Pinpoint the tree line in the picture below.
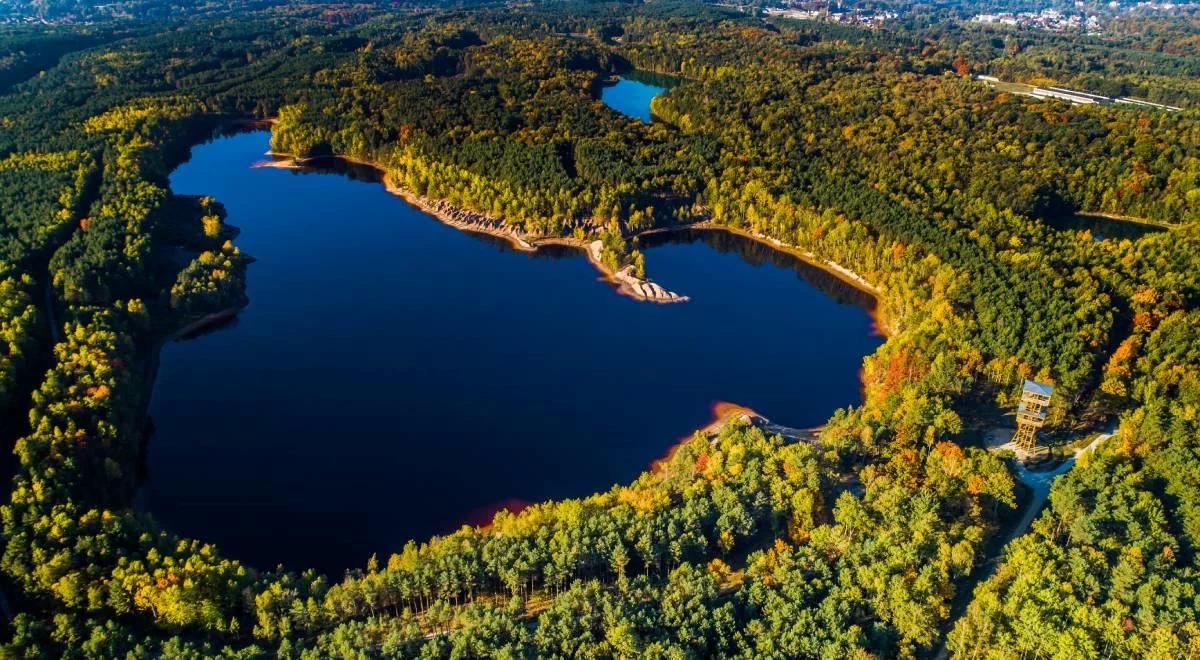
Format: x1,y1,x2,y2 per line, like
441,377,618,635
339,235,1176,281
0,1,1197,656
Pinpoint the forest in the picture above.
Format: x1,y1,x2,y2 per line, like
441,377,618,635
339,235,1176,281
0,0,1197,657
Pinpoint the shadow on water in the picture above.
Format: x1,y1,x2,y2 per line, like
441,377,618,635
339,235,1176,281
176,313,241,341
638,229,878,312
617,69,682,90
288,156,385,185
1042,213,1165,241
293,157,583,260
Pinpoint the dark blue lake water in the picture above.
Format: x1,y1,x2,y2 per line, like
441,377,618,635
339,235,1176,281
139,129,881,575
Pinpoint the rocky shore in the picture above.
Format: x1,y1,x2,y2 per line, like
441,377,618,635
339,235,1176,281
586,241,687,303
699,403,822,444
384,186,536,252
381,177,687,304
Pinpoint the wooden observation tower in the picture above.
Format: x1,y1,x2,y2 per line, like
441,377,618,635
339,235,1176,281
1013,379,1053,452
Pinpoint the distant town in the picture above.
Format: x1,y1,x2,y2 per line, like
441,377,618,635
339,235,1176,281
734,0,1200,33
970,8,1103,33
969,1,1200,34
763,5,898,28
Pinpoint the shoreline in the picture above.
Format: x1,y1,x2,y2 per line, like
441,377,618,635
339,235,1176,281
652,224,880,297
257,151,888,319
1073,210,1170,229
347,153,888,322
256,154,689,304
640,223,890,335
649,401,822,476
170,305,245,340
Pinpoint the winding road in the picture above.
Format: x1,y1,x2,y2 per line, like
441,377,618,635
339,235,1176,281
1006,426,1113,543
929,424,1116,659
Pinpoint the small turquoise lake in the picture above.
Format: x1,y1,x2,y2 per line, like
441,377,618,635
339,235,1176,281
599,71,678,122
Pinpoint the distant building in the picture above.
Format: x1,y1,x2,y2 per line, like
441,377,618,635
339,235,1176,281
1014,379,1053,451
1045,86,1111,103
976,75,1184,113
1115,97,1182,112
1028,87,1102,105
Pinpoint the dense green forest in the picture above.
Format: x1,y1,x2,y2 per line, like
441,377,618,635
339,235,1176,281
0,0,1197,656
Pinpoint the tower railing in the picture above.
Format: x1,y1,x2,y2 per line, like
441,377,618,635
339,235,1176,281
1014,380,1053,452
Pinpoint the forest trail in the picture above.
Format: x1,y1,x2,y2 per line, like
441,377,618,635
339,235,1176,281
929,424,1116,659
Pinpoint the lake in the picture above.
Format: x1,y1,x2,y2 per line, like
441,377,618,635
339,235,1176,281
138,129,882,576
599,70,678,122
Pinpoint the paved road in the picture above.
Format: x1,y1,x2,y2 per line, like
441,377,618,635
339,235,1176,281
930,425,1115,659
1006,428,1113,543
